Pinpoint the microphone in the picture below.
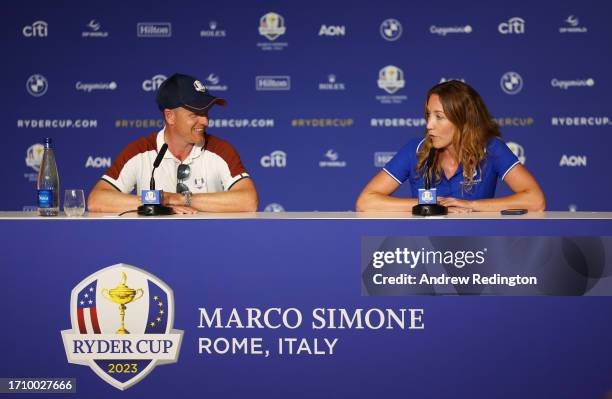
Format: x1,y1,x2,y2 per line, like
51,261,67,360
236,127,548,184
412,146,448,216
138,143,172,216
150,143,168,190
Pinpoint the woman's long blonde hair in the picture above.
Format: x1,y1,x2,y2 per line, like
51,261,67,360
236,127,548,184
417,80,501,191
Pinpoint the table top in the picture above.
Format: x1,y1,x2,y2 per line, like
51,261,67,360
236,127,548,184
1,211,612,220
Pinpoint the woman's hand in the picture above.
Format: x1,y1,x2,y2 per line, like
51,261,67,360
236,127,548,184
438,197,474,213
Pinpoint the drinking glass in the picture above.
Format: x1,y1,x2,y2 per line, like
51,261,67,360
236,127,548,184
64,189,86,217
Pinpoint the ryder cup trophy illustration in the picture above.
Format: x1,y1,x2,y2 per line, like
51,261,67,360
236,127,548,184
102,272,144,334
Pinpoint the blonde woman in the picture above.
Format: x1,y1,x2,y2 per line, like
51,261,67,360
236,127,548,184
356,80,545,213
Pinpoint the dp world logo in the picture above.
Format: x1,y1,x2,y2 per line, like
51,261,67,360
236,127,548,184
378,66,405,94
26,74,48,97
259,12,286,41
61,264,183,390
380,18,402,41
500,72,523,95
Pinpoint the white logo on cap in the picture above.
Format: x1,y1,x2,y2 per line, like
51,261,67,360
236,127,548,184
193,80,207,93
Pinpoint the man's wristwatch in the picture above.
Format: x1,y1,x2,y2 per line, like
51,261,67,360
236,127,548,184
182,191,192,207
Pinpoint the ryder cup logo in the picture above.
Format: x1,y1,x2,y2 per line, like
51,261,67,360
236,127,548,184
378,66,405,94
500,72,523,95
259,12,286,41
26,74,48,97
61,264,183,390
380,18,402,41
25,143,45,172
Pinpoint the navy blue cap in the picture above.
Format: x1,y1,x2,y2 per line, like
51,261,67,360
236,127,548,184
156,73,226,112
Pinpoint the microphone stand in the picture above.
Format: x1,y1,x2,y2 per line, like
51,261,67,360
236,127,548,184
412,148,448,216
137,144,173,216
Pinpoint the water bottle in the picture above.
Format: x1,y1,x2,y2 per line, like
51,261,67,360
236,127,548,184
37,137,60,216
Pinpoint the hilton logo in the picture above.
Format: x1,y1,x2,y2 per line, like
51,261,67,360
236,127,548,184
256,76,290,91
137,23,172,38
374,152,396,167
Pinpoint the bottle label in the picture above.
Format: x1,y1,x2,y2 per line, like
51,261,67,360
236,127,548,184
38,189,54,208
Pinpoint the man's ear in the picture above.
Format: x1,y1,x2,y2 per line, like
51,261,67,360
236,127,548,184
164,109,175,125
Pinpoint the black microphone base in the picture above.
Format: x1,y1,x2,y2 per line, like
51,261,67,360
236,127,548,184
412,204,448,216
137,204,173,216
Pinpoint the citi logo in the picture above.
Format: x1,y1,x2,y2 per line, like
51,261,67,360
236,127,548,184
260,151,287,168
559,155,587,167
137,23,171,38
85,156,111,168
142,74,167,91
256,76,290,91
23,21,48,37
498,17,525,34
319,25,346,36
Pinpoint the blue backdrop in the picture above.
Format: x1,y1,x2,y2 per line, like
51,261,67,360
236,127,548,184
3,0,611,211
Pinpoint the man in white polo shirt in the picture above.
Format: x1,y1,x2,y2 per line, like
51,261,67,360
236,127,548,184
87,73,258,214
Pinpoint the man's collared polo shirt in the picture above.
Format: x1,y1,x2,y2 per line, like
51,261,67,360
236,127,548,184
102,129,249,194
383,137,520,199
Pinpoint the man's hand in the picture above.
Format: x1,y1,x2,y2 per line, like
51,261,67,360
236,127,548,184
169,205,198,214
162,192,185,207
